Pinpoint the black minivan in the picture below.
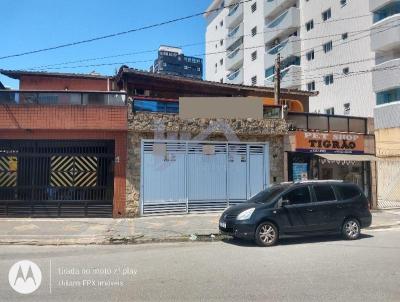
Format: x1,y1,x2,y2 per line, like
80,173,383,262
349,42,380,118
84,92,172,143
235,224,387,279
219,181,372,247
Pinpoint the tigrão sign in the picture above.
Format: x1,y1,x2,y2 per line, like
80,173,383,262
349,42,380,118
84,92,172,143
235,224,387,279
295,131,364,154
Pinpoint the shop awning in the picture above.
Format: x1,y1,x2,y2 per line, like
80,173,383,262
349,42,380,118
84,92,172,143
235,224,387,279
316,154,378,161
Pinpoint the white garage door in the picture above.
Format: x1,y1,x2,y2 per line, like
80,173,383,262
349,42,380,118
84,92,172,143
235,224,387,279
140,140,270,215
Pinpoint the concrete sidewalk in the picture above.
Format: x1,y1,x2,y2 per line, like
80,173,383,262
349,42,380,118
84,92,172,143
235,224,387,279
0,209,399,245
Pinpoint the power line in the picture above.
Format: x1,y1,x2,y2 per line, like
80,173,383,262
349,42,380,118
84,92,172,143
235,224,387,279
33,21,399,77
27,12,374,70
0,0,255,60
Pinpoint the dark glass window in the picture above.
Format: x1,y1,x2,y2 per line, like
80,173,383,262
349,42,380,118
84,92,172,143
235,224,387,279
133,100,179,113
314,185,336,202
337,185,361,200
283,187,311,205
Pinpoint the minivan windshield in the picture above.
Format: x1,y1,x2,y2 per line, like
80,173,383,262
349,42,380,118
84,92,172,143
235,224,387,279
248,185,288,204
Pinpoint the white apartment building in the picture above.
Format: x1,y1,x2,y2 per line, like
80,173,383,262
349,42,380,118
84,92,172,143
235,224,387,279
204,0,377,117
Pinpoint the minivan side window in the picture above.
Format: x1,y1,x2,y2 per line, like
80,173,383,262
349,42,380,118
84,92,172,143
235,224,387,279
283,187,311,205
337,185,361,200
313,185,336,202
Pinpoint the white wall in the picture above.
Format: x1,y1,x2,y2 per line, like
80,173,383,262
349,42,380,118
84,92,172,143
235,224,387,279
205,3,229,83
205,0,377,117
300,0,375,117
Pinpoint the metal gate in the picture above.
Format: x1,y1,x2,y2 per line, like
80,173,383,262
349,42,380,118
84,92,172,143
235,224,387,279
0,140,114,217
377,159,400,209
141,140,270,215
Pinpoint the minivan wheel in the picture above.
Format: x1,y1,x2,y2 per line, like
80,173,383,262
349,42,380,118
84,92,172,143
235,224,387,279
342,218,361,240
255,222,278,247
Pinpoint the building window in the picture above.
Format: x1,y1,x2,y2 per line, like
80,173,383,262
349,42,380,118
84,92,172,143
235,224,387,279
251,26,257,37
220,39,223,46
376,88,400,105
251,2,257,13
323,41,333,53
325,107,335,115
322,8,332,21
306,19,314,31
220,78,223,83
344,103,350,115
343,67,349,74
342,32,348,40
324,74,334,85
340,0,347,7
251,51,257,61
220,20,224,27
215,63,218,73
251,76,257,86
220,58,224,66
306,50,315,61
307,81,316,91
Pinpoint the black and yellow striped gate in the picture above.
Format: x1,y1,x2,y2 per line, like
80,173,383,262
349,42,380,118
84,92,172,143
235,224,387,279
0,140,114,217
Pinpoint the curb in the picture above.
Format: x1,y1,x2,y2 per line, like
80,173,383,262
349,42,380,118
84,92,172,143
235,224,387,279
0,225,399,246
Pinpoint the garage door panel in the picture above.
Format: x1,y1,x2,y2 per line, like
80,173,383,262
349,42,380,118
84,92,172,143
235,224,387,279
0,140,114,217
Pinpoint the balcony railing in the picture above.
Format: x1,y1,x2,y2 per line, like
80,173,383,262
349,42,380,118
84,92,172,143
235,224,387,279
0,90,127,106
287,112,368,134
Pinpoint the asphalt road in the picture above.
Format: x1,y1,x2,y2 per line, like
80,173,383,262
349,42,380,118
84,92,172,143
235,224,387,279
0,228,399,302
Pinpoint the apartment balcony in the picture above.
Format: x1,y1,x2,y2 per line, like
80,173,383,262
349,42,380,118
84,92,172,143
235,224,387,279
264,7,300,44
265,65,301,89
226,23,244,49
225,2,243,28
370,0,394,12
264,36,300,69
372,58,400,92
264,0,298,19
374,100,400,129
225,0,239,7
371,13,400,51
0,90,128,131
226,46,244,71
287,112,368,134
226,68,244,85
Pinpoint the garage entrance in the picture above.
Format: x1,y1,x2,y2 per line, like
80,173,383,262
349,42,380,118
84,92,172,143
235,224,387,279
0,140,114,217
141,140,270,215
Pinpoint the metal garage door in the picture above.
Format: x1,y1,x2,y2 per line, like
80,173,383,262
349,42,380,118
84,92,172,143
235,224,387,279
0,140,114,217
377,159,400,209
141,140,270,215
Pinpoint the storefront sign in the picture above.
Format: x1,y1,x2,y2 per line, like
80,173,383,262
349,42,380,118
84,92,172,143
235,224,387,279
295,131,364,154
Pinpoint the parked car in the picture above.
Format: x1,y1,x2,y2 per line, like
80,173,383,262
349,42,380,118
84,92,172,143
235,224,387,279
219,180,372,247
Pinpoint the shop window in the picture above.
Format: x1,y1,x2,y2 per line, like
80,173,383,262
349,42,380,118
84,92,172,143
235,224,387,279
313,185,336,202
282,187,311,205
337,185,361,200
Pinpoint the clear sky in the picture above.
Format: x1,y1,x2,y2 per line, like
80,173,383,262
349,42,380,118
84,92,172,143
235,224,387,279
0,0,211,88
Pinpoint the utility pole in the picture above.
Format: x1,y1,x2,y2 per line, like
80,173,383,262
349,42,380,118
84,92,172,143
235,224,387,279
274,53,281,106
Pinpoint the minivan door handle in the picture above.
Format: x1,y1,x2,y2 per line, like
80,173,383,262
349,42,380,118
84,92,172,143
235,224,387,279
337,205,343,209
306,208,314,212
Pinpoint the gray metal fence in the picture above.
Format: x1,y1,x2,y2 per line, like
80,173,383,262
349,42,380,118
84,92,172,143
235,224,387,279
377,159,400,209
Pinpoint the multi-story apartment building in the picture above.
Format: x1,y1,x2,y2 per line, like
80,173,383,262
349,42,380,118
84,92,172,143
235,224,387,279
204,0,377,117
150,45,203,79
370,0,400,209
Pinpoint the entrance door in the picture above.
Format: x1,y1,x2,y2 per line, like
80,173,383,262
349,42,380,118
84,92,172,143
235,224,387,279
0,140,114,217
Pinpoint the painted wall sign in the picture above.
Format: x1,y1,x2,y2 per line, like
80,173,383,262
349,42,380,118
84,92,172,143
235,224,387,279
295,131,364,154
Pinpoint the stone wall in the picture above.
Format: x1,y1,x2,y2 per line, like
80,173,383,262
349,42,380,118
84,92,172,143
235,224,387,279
125,112,288,217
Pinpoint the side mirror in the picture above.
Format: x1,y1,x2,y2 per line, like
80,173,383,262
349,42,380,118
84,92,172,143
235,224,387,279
281,199,290,207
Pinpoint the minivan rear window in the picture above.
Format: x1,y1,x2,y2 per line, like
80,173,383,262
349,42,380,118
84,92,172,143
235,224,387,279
337,185,361,200
313,185,336,202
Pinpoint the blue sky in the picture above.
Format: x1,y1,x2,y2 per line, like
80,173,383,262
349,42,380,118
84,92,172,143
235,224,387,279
0,0,211,88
